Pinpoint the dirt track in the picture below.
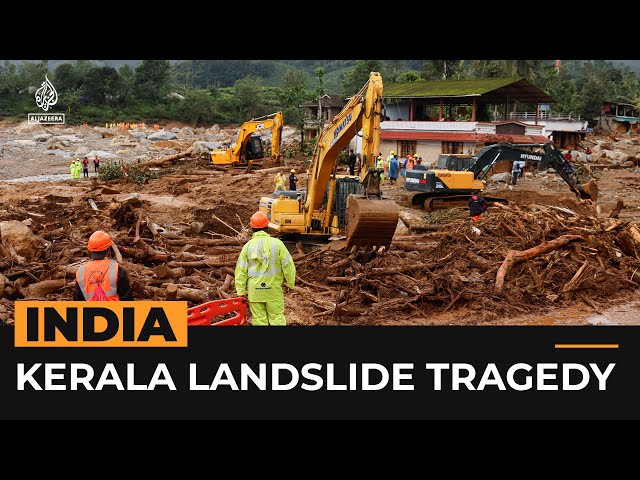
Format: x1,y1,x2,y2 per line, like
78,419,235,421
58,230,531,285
1,125,640,325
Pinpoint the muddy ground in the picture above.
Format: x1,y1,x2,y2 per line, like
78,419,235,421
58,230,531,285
1,123,640,325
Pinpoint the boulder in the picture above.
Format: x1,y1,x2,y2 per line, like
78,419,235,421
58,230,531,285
129,132,147,139
10,140,37,147
112,193,142,206
171,128,180,133
75,146,90,156
55,135,84,143
86,150,119,159
191,141,221,156
148,131,178,141
209,124,220,134
180,127,194,136
0,220,40,259
33,133,53,142
94,127,119,138
488,172,511,183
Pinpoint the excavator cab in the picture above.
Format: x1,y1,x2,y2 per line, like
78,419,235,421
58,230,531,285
245,136,264,161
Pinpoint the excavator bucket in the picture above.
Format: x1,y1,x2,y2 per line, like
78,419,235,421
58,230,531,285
345,195,399,250
577,180,598,202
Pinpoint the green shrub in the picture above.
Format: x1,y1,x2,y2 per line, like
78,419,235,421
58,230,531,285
98,162,124,181
127,165,160,184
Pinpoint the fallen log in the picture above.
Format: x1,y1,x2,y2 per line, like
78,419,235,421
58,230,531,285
560,259,590,294
137,149,193,169
153,265,186,279
148,284,207,303
494,234,584,293
164,237,244,247
167,260,237,268
0,273,7,299
20,279,67,299
166,283,178,301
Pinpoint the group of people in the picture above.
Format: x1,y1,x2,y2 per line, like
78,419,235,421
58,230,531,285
104,122,148,130
69,156,100,179
274,169,299,192
75,216,296,327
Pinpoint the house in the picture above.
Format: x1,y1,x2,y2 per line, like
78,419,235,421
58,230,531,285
301,94,346,142
597,101,640,134
369,77,588,164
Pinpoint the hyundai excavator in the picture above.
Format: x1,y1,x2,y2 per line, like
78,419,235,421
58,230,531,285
405,142,598,210
210,111,283,170
258,72,399,249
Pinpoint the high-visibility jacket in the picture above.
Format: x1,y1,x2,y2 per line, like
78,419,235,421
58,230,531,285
235,231,296,303
76,259,120,301
274,173,285,190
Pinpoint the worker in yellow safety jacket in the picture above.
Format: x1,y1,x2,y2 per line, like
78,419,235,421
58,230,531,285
273,171,286,191
235,211,296,326
376,155,385,186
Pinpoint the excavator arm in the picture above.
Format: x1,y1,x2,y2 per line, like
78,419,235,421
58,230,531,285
259,72,398,250
466,142,598,201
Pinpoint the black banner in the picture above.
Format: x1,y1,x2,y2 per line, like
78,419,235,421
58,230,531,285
0,326,636,420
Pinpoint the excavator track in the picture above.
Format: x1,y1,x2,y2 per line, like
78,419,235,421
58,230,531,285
412,193,508,211
345,195,399,250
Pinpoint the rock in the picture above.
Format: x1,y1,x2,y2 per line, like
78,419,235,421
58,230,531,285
623,161,635,168
281,126,297,140
191,141,221,156
0,220,40,259
171,128,180,133
94,127,119,138
86,150,119,159
47,141,67,150
599,142,614,150
394,219,409,235
33,133,53,142
75,147,89,156
129,132,147,139
112,193,142,206
489,172,511,183
190,221,205,234
180,127,194,136
604,168,609,172
148,131,178,141
10,140,37,147
55,135,84,143
209,124,220,134
44,149,71,157
116,150,128,155
13,121,44,134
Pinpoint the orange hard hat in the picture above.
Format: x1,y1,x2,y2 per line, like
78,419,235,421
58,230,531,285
250,211,269,229
87,230,113,252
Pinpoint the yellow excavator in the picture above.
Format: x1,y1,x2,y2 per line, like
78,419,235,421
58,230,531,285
210,111,283,169
258,72,399,249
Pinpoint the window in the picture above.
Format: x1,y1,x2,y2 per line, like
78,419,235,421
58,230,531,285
442,142,463,154
397,141,416,157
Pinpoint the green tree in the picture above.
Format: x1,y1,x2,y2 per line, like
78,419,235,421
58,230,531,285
233,75,265,120
117,64,135,105
18,61,48,90
53,63,78,93
0,61,19,94
179,90,215,125
393,70,423,82
278,68,309,126
342,60,384,95
421,60,466,80
134,60,172,102
83,67,120,105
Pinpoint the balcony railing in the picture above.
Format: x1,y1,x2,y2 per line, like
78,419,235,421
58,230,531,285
500,111,582,121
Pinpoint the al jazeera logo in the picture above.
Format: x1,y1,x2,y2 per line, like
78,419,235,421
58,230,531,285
13,301,188,347
28,75,65,125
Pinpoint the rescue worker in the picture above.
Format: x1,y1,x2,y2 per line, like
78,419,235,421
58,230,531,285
82,156,89,178
274,171,286,191
69,160,77,180
376,155,385,186
289,169,298,191
235,211,296,326
73,230,133,301
385,150,394,177
469,194,487,222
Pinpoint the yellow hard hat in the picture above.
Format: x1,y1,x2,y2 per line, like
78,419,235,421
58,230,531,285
390,151,395,155
290,169,296,173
